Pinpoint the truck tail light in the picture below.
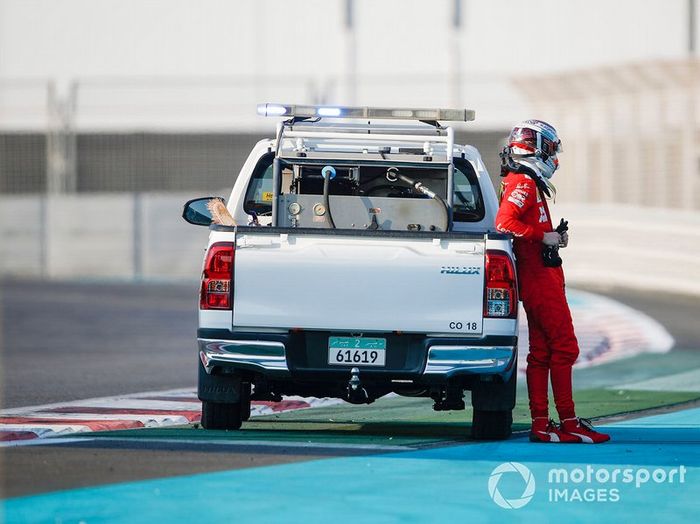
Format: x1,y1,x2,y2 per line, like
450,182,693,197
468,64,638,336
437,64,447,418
484,250,518,319
200,242,234,310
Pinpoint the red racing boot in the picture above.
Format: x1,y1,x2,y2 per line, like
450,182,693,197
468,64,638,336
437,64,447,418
560,417,611,444
529,417,580,443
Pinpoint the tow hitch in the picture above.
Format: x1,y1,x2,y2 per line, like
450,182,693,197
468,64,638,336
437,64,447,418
345,367,371,404
432,385,466,411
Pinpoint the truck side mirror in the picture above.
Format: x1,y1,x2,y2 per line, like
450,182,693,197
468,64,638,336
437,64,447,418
182,197,226,226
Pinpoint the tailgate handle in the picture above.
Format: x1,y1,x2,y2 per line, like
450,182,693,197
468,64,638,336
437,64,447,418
457,244,483,254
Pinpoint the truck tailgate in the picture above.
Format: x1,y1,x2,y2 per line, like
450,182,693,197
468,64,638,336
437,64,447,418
232,231,486,335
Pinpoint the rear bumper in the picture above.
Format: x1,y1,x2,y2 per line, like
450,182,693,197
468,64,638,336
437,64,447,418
423,345,516,376
199,338,289,375
197,329,517,382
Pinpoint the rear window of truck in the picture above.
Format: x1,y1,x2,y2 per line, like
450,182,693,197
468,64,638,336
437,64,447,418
452,158,485,222
243,153,274,217
243,155,484,223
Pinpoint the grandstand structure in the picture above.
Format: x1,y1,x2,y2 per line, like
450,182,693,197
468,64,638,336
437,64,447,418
0,74,513,194
517,59,700,211
3,60,700,213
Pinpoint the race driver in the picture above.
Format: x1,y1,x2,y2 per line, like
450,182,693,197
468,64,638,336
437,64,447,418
495,120,610,444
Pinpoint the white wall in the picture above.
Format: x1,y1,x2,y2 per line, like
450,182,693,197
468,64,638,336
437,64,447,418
2,195,698,296
0,0,694,130
0,194,210,280
552,204,700,296
0,196,44,276
45,195,135,278
0,0,689,82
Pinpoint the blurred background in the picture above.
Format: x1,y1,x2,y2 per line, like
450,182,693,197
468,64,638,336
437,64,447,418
3,5,700,506
1,0,699,293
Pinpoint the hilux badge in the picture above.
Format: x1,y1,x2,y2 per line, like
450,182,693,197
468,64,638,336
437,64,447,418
440,266,481,275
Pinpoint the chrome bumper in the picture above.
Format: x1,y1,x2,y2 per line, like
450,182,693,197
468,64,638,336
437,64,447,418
198,338,291,376
423,345,515,376
198,338,515,378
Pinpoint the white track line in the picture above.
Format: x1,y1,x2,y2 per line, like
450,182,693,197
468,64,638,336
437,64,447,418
3,388,198,416
31,399,201,411
0,413,192,423
63,436,413,452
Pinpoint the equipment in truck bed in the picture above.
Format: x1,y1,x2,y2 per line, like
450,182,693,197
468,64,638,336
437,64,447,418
257,103,477,232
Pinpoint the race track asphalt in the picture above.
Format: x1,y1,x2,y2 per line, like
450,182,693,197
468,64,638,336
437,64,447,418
4,405,700,523
1,278,699,503
2,279,698,408
1,279,198,408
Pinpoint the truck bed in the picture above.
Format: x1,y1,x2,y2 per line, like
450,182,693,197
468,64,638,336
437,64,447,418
218,226,490,335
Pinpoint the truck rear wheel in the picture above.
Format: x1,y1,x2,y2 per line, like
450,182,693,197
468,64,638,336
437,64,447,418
201,400,243,430
471,409,513,440
240,382,252,422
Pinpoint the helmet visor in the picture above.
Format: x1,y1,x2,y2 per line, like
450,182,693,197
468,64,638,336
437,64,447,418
541,135,563,157
508,127,538,152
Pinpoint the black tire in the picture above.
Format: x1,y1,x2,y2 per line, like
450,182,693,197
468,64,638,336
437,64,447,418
240,383,252,422
201,400,243,430
471,365,518,412
471,409,513,440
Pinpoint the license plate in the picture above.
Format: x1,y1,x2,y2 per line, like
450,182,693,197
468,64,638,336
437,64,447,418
328,337,386,367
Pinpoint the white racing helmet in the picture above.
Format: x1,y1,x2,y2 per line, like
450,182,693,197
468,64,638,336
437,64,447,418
507,119,562,179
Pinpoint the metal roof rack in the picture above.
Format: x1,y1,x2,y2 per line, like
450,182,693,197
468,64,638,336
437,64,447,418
256,103,475,122
258,103,476,228
258,103,475,164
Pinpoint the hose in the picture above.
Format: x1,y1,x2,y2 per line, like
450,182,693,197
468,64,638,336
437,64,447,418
435,194,451,231
392,171,451,231
322,168,336,229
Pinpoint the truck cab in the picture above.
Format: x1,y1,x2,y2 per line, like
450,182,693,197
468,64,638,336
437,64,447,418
183,104,518,440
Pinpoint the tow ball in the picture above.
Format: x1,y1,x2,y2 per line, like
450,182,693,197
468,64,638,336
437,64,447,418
432,385,466,411
346,367,370,404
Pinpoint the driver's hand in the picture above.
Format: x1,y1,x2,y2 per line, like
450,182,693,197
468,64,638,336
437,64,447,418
559,231,569,248
542,232,561,246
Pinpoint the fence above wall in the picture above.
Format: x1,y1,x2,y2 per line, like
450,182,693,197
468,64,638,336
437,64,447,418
0,73,519,195
516,59,700,211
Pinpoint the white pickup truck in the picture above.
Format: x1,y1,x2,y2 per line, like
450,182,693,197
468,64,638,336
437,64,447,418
182,104,519,439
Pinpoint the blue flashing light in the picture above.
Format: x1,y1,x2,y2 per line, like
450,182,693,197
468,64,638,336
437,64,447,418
317,107,342,117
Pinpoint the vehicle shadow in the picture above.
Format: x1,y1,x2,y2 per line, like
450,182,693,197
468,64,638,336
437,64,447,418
238,418,531,441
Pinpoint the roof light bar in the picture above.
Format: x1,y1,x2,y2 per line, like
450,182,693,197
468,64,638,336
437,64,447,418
317,107,342,117
256,103,475,122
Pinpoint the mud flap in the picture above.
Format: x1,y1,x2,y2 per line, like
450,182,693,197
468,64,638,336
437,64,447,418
197,359,242,403
471,361,517,411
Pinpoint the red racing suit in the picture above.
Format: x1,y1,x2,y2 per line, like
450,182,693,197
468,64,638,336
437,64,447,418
495,170,579,420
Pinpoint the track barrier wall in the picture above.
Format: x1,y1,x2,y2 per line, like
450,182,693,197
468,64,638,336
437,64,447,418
0,193,210,280
1,195,698,296
553,204,700,296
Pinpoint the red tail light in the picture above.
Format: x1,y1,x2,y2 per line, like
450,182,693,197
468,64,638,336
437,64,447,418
200,242,234,310
484,250,518,319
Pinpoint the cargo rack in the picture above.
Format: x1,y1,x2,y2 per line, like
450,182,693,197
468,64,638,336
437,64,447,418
257,103,477,226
